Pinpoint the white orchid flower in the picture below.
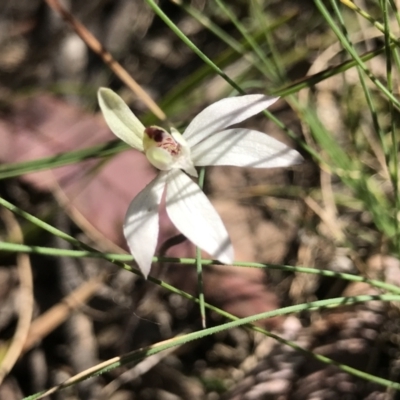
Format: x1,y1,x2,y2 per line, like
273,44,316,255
98,88,303,277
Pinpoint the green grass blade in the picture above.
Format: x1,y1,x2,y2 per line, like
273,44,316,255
3,240,400,296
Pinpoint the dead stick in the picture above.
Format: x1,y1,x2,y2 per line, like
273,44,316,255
44,0,166,121
22,272,107,353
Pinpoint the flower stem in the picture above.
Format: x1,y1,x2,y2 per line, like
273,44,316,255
196,167,207,328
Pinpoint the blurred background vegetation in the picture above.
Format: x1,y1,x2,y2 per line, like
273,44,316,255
1,0,400,399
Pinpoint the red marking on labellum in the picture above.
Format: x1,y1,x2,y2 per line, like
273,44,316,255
145,127,164,142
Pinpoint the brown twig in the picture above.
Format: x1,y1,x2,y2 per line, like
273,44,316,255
44,0,166,121
0,209,34,384
22,271,107,353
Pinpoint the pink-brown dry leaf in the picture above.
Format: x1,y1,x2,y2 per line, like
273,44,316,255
0,94,188,255
167,199,283,330
207,200,283,329
205,266,282,330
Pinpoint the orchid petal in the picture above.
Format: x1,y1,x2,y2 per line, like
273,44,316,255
166,170,234,263
183,95,279,148
191,128,303,168
123,172,168,277
98,88,145,152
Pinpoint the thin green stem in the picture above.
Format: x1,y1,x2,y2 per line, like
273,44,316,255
274,46,388,97
389,0,400,28
252,0,286,83
197,167,207,328
213,0,278,80
339,0,400,47
145,0,242,94
0,140,125,180
358,68,387,155
2,241,400,296
173,0,267,76
381,0,400,254
0,196,88,250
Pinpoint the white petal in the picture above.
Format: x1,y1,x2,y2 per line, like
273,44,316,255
98,88,145,152
191,128,303,168
166,170,233,263
183,95,279,148
123,172,168,277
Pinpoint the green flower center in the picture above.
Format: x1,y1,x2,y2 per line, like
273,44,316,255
143,126,181,171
